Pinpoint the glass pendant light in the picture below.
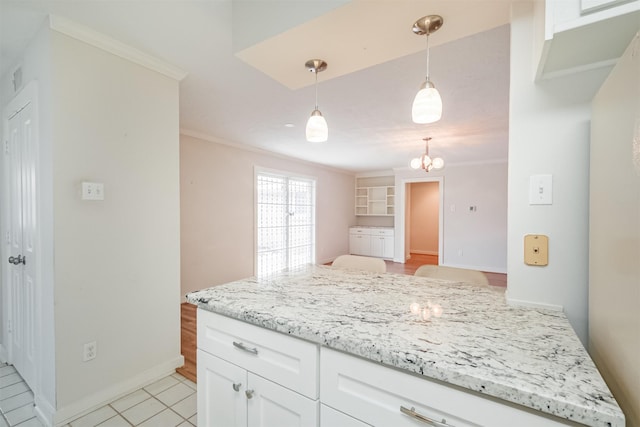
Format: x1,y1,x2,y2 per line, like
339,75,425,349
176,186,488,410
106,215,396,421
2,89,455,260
412,15,443,124
305,59,328,142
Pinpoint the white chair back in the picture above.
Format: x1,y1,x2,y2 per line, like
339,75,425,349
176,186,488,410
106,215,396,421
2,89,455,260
414,265,489,286
331,255,387,273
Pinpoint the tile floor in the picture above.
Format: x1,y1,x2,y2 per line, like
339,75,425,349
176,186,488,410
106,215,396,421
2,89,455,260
0,363,197,427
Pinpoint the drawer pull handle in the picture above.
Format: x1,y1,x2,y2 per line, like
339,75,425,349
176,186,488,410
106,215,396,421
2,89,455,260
245,389,254,399
400,406,452,427
233,341,258,355
232,382,241,392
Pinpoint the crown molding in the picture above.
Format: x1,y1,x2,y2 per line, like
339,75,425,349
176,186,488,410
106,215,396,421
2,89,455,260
180,128,356,176
48,15,187,81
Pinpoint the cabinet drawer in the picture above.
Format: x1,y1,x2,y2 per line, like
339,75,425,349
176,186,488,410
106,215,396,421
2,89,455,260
349,227,369,235
198,310,319,399
370,229,393,237
320,348,572,427
321,405,370,427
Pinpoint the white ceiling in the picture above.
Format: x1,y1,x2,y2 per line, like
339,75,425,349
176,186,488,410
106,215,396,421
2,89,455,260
0,0,512,173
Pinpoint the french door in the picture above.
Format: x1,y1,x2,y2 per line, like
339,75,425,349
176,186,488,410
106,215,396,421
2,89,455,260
255,170,316,277
3,83,38,389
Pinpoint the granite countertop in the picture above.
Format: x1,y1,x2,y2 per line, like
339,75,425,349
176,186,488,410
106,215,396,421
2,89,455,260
186,264,624,427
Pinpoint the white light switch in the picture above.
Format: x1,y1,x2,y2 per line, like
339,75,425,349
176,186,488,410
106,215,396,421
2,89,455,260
529,175,552,205
81,182,104,201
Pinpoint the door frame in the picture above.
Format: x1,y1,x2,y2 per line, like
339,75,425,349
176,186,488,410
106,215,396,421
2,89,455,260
393,176,444,264
1,81,42,382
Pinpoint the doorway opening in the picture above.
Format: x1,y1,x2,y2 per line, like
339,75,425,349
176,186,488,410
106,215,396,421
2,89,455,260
395,176,443,265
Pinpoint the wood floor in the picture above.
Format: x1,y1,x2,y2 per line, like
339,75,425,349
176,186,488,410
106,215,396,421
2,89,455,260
177,255,507,381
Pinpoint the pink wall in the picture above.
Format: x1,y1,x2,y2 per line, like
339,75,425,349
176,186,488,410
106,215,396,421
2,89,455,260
180,134,355,298
409,182,439,254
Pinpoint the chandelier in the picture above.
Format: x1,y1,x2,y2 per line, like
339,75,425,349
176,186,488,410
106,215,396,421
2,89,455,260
410,137,444,172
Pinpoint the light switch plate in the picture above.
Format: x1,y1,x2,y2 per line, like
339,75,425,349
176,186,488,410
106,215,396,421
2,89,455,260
524,234,548,266
529,175,552,205
81,182,104,201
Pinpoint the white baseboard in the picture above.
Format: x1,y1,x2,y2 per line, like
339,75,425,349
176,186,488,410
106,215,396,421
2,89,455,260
505,293,564,312
0,344,8,363
53,355,184,426
34,394,56,427
442,262,507,274
409,250,439,256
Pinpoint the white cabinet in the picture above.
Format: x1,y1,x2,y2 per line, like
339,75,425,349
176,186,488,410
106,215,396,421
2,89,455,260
320,347,572,427
349,229,371,256
320,405,369,427
349,227,394,259
197,310,576,427
197,310,319,427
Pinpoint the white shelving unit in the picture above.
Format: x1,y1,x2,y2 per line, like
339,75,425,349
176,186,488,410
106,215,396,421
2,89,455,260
355,176,395,216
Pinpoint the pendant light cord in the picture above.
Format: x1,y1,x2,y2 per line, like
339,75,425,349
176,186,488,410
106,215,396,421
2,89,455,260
314,70,319,110
425,32,431,82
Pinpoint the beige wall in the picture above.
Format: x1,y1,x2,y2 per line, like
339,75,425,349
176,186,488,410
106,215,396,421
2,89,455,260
180,133,355,298
589,35,640,427
409,182,439,255
51,31,181,420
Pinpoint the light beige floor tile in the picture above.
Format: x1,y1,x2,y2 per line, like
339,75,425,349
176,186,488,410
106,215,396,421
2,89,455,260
0,390,34,412
96,415,131,427
137,409,182,427
121,398,165,425
182,380,196,391
110,389,152,413
0,382,29,400
0,374,23,388
4,402,36,425
171,373,186,382
155,384,194,407
176,422,191,427
12,417,43,427
143,377,179,396
188,414,196,426
170,394,196,420
70,406,117,427
0,366,16,378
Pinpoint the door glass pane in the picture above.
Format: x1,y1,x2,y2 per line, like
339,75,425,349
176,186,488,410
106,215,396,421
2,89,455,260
256,172,315,277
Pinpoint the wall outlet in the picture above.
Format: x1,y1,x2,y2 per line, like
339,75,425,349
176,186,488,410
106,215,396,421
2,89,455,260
83,341,97,362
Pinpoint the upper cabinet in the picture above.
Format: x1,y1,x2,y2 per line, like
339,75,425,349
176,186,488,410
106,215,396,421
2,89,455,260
536,0,639,80
355,176,395,216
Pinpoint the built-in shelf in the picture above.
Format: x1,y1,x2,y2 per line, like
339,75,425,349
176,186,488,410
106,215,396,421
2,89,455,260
355,176,395,216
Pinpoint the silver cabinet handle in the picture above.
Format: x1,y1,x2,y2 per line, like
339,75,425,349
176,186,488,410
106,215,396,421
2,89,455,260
232,382,241,392
245,389,254,399
233,341,258,355
400,406,452,427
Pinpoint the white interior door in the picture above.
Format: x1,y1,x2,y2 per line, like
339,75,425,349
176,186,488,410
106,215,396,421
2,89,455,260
5,88,37,390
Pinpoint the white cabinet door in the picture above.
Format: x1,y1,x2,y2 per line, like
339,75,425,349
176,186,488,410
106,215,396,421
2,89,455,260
369,236,383,258
381,236,394,259
370,236,394,259
198,350,247,427
349,234,370,256
248,374,319,427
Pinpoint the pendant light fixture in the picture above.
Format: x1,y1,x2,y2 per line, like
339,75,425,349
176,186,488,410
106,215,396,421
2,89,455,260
410,137,444,172
305,59,328,142
411,15,443,124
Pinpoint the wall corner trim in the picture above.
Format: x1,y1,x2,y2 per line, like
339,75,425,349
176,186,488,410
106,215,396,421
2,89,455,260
48,15,188,81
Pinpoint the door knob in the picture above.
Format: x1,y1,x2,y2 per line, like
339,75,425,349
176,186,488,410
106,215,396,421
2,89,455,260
8,255,25,265
245,389,254,399
232,382,241,392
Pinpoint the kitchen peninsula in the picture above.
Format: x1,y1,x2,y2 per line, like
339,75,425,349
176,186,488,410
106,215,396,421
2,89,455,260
186,265,623,427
